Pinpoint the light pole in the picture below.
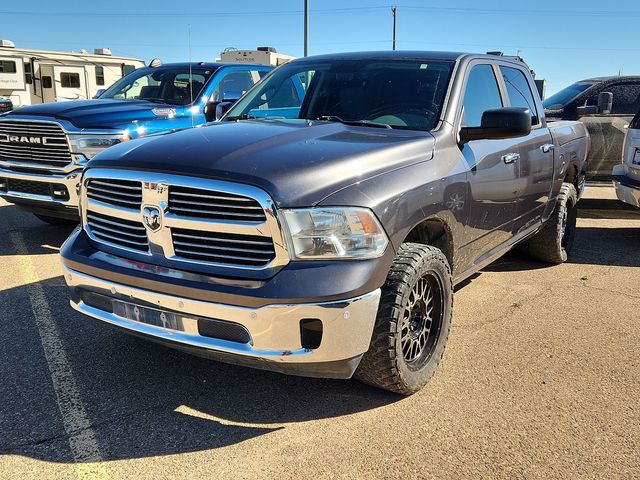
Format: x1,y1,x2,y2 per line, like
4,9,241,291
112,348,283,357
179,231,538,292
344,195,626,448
391,6,397,51
304,0,309,57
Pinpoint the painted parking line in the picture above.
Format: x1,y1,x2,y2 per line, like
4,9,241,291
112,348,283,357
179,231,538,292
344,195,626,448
9,231,112,480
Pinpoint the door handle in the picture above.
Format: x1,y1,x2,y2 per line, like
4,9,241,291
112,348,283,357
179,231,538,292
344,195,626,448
502,152,520,164
541,144,555,153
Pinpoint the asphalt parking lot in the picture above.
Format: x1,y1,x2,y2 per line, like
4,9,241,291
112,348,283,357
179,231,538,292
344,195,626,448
0,188,638,480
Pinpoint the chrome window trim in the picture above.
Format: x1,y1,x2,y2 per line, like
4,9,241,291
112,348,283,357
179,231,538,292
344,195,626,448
81,168,290,272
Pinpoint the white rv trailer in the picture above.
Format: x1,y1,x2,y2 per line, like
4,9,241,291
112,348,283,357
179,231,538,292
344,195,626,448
0,40,145,107
219,47,295,67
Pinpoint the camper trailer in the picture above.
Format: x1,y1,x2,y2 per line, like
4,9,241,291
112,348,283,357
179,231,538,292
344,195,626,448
219,47,295,66
0,40,144,108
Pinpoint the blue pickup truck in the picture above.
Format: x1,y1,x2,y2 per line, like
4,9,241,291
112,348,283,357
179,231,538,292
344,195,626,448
0,62,273,223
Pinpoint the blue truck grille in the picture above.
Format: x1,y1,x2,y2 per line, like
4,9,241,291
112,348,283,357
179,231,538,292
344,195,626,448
0,120,71,168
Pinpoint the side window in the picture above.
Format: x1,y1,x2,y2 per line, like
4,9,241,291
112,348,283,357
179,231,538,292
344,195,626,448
609,84,640,115
500,66,539,125
586,83,640,115
95,66,105,86
24,62,33,84
212,71,256,102
461,65,503,127
60,72,81,88
42,76,53,89
0,60,16,73
122,64,136,76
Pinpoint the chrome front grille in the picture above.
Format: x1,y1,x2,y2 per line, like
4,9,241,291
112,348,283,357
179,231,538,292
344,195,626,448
0,120,72,169
169,185,266,222
86,211,149,252
172,229,276,266
87,178,143,209
82,169,289,272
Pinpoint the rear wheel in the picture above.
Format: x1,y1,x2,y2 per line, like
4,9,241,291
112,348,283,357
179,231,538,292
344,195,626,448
34,214,78,226
523,182,578,264
354,243,453,395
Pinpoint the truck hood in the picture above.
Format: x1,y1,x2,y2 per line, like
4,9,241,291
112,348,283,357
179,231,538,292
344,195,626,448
88,119,436,207
8,99,183,130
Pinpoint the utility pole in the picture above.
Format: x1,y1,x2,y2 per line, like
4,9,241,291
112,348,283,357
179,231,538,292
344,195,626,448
304,0,309,57
391,6,397,50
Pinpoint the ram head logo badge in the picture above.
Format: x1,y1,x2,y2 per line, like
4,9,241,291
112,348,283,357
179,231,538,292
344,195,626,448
142,206,162,232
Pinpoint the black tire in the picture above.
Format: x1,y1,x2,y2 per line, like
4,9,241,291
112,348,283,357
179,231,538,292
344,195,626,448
523,182,578,264
354,243,453,395
33,214,78,226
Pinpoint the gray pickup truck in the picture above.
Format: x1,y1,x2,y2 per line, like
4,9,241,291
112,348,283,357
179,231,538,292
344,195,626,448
60,51,589,395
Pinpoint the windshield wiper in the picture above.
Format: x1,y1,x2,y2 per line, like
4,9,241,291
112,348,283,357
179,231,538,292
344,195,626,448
226,113,257,121
314,115,392,129
142,98,169,104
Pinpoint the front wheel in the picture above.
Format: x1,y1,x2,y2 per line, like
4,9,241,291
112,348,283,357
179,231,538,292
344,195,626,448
354,243,453,395
523,182,578,264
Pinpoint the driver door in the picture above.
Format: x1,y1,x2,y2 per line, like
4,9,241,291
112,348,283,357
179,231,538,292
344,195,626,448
458,63,521,255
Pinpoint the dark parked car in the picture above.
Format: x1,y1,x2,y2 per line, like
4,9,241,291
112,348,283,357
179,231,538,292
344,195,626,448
61,51,589,395
0,96,12,113
543,76,640,182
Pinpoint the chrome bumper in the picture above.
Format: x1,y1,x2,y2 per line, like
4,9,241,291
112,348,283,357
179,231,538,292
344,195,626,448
612,164,640,208
613,180,640,208
0,166,82,210
63,265,381,378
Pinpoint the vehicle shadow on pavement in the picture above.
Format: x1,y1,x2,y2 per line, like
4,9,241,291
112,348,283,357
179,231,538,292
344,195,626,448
0,204,77,256
482,220,640,273
0,275,400,463
567,226,640,267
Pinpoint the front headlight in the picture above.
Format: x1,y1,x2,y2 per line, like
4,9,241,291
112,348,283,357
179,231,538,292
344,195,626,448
282,207,389,260
69,134,129,161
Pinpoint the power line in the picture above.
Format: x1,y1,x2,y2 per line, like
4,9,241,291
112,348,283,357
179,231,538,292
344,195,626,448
0,7,388,17
1,6,639,18
395,5,640,17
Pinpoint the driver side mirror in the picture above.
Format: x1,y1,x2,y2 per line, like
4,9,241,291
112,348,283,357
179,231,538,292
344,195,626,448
93,89,106,99
204,99,237,122
577,91,614,117
460,107,532,144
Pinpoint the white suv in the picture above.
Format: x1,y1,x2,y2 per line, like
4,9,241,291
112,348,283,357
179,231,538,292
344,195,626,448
613,112,640,208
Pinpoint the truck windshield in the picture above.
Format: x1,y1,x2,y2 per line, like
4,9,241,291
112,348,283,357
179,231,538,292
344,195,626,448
98,66,217,105
542,82,594,110
225,59,454,131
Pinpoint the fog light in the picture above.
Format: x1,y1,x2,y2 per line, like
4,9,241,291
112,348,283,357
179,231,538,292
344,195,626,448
52,186,69,199
300,319,323,350
0,178,6,191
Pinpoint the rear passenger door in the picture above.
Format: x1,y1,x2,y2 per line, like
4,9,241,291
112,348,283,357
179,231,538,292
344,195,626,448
459,63,521,254
499,65,555,234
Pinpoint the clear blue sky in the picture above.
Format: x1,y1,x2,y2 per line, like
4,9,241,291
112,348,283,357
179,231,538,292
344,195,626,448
2,0,638,95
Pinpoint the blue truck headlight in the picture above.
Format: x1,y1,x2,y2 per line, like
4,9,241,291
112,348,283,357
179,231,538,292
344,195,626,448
69,134,129,161
282,207,389,260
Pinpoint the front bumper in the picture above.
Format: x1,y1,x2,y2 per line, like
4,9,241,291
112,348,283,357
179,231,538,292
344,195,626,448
0,166,82,218
612,165,640,208
63,263,381,379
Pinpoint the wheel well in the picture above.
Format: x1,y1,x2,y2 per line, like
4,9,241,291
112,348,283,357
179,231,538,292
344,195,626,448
404,219,454,269
564,164,579,189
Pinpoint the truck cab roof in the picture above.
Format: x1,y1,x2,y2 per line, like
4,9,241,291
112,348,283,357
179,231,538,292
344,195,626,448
582,75,640,82
289,50,529,64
